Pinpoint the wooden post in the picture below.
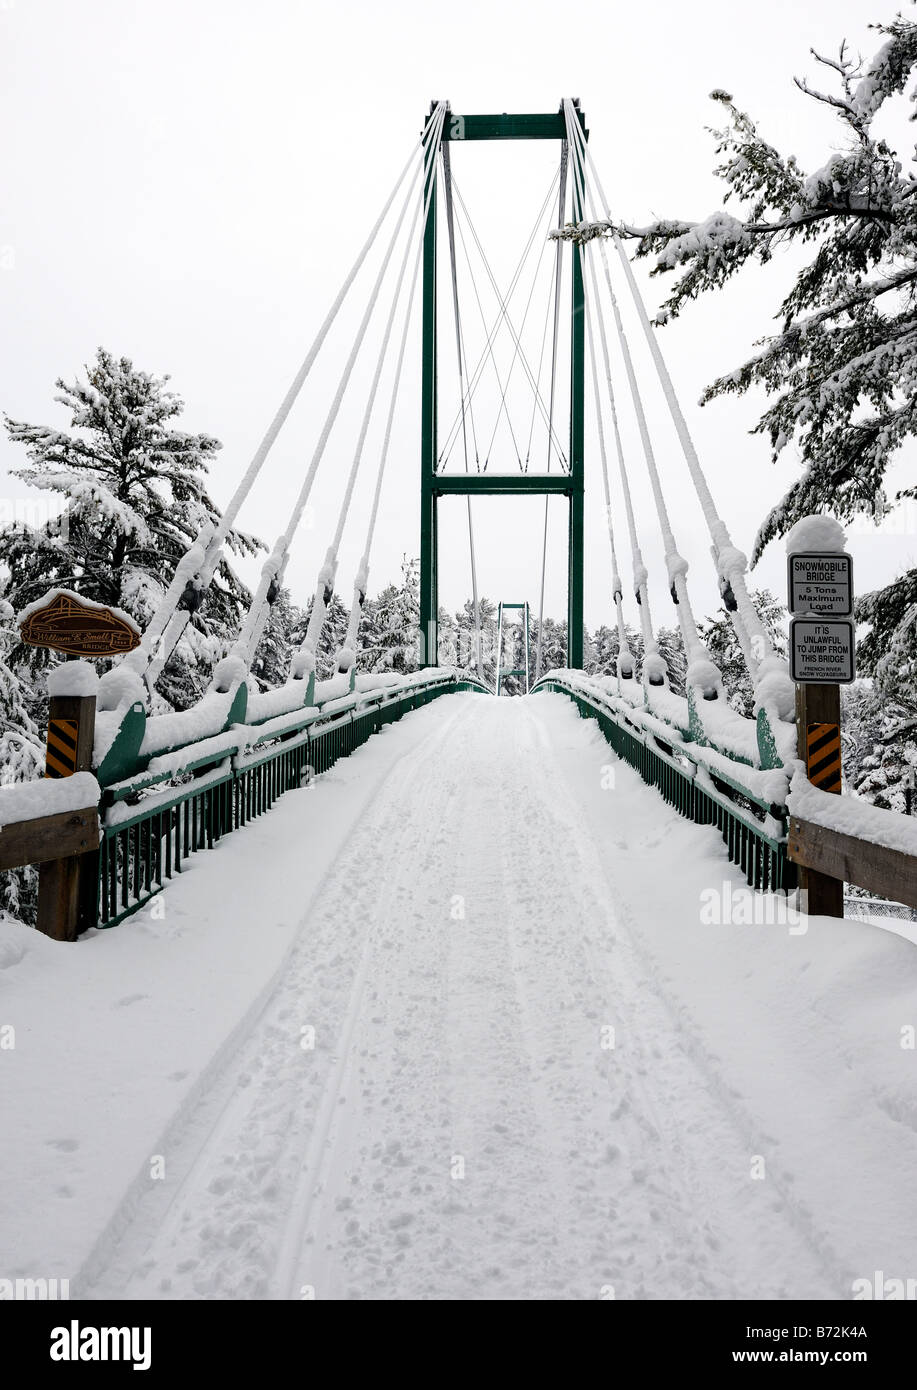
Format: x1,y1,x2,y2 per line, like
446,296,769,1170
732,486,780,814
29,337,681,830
36,691,97,941
795,681,844,918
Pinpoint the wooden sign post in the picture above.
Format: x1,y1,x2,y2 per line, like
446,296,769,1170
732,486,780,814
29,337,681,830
787,525,855,919
36,685,98,941
19,589,141,941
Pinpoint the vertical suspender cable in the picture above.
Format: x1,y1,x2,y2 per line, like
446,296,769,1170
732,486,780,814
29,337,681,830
584,286,635,680
534,141,568,682
441,138,484,680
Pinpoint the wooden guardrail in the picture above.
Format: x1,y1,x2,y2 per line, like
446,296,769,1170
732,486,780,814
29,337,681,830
0,806,99,872
788,818,917,912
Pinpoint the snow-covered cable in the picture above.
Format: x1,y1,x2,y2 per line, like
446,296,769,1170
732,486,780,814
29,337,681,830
584,284,635,681
233,104,446,678
132,119,437,696
337,119,443,674
564,101,714,688
535,142,568,683
337,225,427,672
581,241,658,675
442,138,484,680
295,187,424,676
567,108,769,681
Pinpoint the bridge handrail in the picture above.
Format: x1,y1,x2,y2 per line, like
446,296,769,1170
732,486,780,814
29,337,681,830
99,667,487,798
535,671,789,815
533,671,795,892
89,670,489,927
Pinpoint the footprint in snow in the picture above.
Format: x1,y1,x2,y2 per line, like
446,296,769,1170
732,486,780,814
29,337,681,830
46,1138,79,1152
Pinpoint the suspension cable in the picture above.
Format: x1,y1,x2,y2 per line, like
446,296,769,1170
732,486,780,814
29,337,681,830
131,119,437,696
441,138,484,679
337,214,427,672
565,104,767,681
584,284,635,679
295,185,425,674
582,246,658,674
535,141,568,682
564,101,711,679
228,103,446,679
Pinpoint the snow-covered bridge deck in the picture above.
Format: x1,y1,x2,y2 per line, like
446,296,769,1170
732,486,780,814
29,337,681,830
4,693,917,1299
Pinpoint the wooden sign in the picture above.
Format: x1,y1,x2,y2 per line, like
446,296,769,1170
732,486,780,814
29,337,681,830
19,590,140,658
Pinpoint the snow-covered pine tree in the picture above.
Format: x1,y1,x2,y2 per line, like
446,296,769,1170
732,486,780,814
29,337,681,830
655,626,687,696
1,348,262,709
532,616,568,677
360,557,422,674
699,588,788,716
296,592,349,681
589,624,618,676
565,17,917,719
250,587,306,689
0,600,44,922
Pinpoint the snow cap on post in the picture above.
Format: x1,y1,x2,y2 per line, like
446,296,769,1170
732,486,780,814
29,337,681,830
784,514,847,555
46,661,99,699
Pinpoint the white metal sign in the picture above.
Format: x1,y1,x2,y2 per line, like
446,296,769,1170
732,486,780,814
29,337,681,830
787,552,853,616
790,617,855,684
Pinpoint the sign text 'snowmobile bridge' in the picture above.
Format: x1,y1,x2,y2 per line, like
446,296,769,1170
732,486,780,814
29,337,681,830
5,101,917,937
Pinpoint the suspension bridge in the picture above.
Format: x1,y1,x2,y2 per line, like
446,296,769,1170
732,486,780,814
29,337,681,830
4,100,917,1302
64,97,803,928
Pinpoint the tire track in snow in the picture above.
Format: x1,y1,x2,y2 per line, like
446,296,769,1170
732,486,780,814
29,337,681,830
80,695,475,1300
83,691,846,1300
524,696,844,1296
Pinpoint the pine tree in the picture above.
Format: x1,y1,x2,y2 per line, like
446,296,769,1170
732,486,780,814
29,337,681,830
2,348,261,709
360,556,421,673
250,587,306,689
0,600,44,922
565,16,917,717
655,626,687,696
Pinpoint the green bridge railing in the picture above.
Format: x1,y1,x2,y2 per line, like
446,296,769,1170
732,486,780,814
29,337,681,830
533,672,796,894
91,671,489,929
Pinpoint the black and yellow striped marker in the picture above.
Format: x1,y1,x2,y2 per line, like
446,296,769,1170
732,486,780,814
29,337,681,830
45,718,79,779
806,721,842,794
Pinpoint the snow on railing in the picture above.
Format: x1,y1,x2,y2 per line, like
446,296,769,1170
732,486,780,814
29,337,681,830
0,772,100,825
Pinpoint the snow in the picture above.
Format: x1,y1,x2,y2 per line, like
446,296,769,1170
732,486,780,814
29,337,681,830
139,691,240,760
653,210,750,272
2,693,916,1301
784,514,847,554
245,683,310,725
211,654,247,695
47,662,99,698
685,656,721,695
105,763,231,829
754,657,796,724
0,770,99,824
695,694,761,764
97,666,145,713
313,674,353,706
788,764,917,857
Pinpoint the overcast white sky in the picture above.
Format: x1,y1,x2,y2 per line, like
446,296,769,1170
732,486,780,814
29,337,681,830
2,0,914,641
